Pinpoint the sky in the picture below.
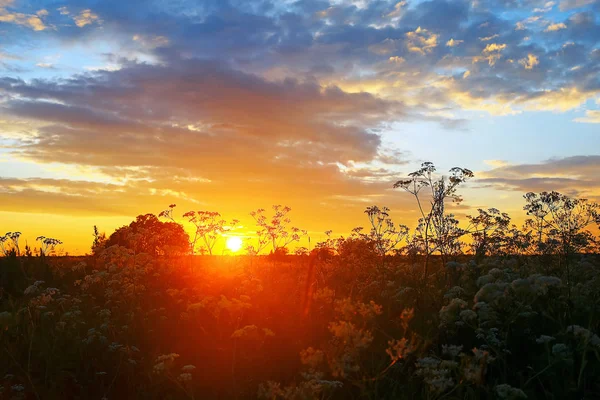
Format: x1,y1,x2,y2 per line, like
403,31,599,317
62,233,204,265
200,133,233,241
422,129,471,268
0,0,599,254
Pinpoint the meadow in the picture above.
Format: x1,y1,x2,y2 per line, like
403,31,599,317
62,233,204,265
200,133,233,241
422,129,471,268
1,163,600,399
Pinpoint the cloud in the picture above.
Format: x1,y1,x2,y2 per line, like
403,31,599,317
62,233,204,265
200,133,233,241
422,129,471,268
483,43,507,53
0,59,414,214
559,0,597,11
574,109,600,123
405,27,438,55
386,1,407,19
73,9,101,28
132,34,170,49
480,34,500,41
545,22,567,31
368,38,400,55
0,1,48,31
519,53,540,69
388,56,405,64
446,38,463,47
534,1,556,12
0,0,599,229
478,156,600,197
522,87,595,111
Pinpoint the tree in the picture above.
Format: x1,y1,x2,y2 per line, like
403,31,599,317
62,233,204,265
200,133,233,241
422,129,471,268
105,214,190,256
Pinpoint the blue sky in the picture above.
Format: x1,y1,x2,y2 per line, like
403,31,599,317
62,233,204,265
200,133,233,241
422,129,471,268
0,0,599,252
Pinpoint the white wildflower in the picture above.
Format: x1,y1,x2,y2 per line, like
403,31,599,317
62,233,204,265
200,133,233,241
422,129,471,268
24,285,38,295
474,282,507,303
177,373,192,382
460,309,477,322
11,384,25,392
442,344,463,358
444,286,465,300
535,335,555,344
495,383,527,399
551,343,571,358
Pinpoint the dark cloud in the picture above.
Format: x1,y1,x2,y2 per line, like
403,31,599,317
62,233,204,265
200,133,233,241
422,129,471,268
478,156,600,198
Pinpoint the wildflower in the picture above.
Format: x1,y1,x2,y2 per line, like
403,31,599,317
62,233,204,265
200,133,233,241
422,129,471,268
551,343,571,358
476,274,495,287
473,301,496,324
495,384,527,399
460,309,477,323
109,342,123,352
416,357,440,369
328,321,373,349
444,286,465,300
534,275,561,289
315,380,343,389
231,325,260,339
442,344,463,358
258,381,284,399
439,298,468,327
416,357,454,394
535,335,555,344
24,285,38,295
386,338,412,361
301,347,325,368
445,261,462,269
567,325,600,348
11,384,25,392
0,311,12,329
181,365,196,372
177,373,192,382
474,282,507,303
153,363,165,374
153,353,180,374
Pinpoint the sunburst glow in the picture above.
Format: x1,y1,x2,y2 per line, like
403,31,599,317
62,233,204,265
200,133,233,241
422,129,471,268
226,236,243,253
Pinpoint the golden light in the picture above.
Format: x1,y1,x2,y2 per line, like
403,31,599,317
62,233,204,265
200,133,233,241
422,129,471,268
226,236,243,253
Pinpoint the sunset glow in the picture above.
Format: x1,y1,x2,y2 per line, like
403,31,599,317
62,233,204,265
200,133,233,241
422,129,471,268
226,236,243,253
2,1,600,397
0,0,598,254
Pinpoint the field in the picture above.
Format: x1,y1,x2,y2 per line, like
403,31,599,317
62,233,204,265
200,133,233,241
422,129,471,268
2,172,600,399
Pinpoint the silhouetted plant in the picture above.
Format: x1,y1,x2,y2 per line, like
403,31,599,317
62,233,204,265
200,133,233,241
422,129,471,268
4,162,600,400
91,225,107,255
35,236,62,256
466,208,511,258
248,205,307,254
361,206,409,256
394,162,473,280
160,204,239,255
0,232,21,256
523,191,600,306
106,213,189,256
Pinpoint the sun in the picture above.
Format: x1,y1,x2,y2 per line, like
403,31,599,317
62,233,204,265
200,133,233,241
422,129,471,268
226,236,243,253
